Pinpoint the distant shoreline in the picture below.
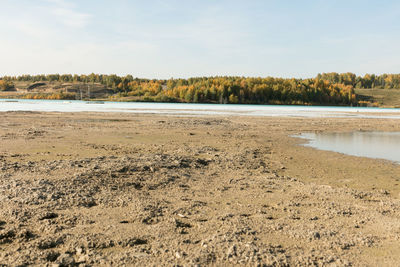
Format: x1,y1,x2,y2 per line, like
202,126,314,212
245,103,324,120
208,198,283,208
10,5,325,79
2,74,400,107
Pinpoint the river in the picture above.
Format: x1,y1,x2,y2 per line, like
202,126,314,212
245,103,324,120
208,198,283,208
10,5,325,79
1,99,400,118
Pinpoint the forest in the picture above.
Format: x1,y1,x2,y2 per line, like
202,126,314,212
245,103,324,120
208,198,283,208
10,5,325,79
1,72,399,105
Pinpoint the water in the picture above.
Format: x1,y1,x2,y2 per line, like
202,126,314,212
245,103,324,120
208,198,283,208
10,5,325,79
1,99,400,118
295,131,400,163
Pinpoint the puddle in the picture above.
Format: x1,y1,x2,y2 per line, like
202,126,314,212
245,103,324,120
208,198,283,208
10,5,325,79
295,131,400,163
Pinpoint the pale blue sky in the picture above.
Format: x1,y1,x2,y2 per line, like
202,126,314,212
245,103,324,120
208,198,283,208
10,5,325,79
1,0,399,78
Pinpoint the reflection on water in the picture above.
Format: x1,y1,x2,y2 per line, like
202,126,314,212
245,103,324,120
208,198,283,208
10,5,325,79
296,131,400,163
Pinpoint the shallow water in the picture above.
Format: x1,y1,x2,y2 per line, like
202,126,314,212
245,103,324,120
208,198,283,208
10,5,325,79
1,99,400,118
295,131,400,163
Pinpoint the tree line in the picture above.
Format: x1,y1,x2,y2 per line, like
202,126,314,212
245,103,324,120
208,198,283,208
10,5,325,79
316,72,400,89
125,77,356,105
1,72,398,105
0,80,15,91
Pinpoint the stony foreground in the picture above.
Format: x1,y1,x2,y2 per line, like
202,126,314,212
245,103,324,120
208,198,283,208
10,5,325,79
1,112,400,266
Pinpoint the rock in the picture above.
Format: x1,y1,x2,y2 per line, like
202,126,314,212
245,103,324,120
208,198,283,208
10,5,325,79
120,238,147,247
56,253,75,266
0,229,15,243
77,255,88,263
227,245,237,258
39,212,58,220
38,237,63,250
313,232,321,239
45,251,60,262
75,247,83,255
175,219,192,228
18,229,35,240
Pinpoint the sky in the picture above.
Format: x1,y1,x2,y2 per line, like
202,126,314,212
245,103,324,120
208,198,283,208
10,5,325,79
1,0,400,79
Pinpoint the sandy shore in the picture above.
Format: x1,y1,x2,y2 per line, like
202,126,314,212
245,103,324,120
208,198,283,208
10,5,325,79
1,111,400,266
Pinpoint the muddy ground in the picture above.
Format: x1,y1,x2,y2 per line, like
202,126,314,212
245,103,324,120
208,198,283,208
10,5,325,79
0,112,400,266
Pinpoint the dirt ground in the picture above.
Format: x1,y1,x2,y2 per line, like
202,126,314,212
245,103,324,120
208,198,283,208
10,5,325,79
1,111,400,266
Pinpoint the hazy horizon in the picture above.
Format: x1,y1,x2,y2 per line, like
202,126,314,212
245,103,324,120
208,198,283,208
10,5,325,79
1,0,400,79
2,72,399,80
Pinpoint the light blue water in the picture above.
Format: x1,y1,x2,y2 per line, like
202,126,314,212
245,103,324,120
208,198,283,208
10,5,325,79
295,131,400,163
1,99,400,118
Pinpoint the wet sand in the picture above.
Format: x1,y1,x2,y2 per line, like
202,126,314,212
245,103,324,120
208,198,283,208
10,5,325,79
1,111,400,266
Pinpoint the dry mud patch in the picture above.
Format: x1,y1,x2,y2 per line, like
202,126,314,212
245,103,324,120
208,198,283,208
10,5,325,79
0,112,400,266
